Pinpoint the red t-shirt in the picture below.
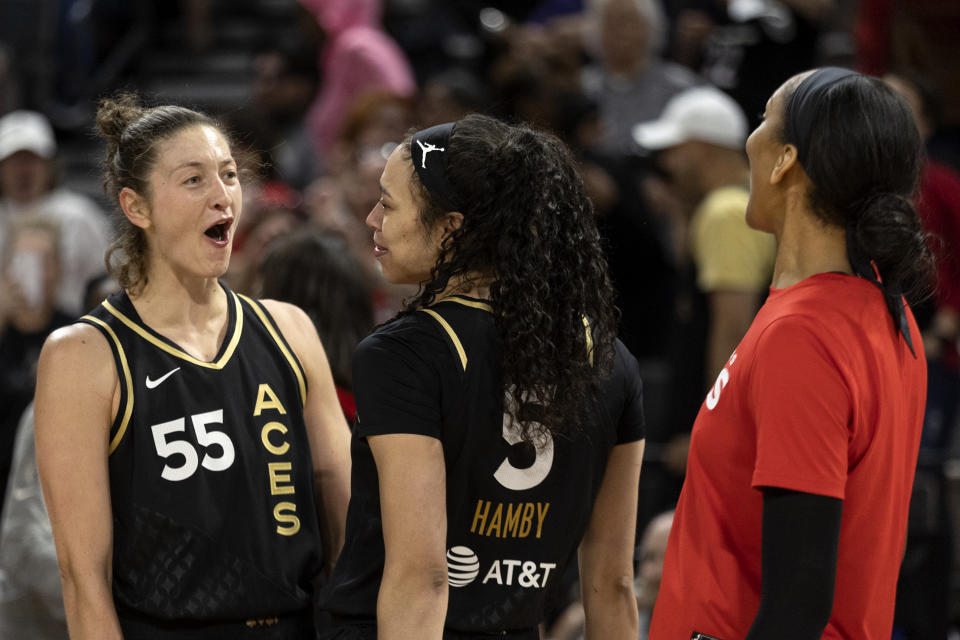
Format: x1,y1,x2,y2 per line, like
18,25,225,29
650,273,926,640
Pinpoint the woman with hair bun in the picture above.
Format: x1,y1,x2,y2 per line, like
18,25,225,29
320,114,646,639
650,68,935,640
33,94,351,639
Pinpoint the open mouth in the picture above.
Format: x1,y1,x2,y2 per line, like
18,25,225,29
204,221,230,243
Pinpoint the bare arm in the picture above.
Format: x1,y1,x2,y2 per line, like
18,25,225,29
706,290,759,384
261,300,352,575
368,433,448,640
34,324,123,639
579,439,645,640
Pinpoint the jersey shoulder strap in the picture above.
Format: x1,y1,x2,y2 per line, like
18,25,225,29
419,296,494,372
236,294,308,407
78,301,134,454
422,297,595,369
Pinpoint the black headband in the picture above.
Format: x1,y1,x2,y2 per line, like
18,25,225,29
411,122,459,212
786,66,859,168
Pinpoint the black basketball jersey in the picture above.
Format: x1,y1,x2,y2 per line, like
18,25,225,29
322,296,645,635
81,285,324,637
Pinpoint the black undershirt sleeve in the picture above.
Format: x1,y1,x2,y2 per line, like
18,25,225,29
744,487,843,640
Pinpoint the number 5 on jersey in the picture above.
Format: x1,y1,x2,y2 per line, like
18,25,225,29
495,390,554,491
151,409,236,481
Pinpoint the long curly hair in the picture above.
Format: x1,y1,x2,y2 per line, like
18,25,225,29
399,114,619,443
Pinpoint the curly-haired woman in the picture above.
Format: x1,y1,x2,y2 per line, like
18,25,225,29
319,114,646,640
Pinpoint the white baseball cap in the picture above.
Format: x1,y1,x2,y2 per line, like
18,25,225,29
632,86,748,151
0,110,57,162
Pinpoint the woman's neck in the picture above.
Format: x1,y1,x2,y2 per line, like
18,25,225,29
129,269,229,361
440,273,492,300
771,188,853,290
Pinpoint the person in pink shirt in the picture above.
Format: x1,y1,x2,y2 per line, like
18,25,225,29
300,0,416,160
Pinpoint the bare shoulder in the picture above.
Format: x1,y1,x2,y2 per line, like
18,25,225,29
38,322,117,399
42,322,113,366
258,299,317,349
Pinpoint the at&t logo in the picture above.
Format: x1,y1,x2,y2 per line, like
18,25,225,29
445,545,557,589
447,546,480,587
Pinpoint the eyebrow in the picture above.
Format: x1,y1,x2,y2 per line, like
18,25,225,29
169,158,236,177
379,182,392,199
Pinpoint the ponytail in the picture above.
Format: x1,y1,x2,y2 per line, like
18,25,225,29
847,193,934,306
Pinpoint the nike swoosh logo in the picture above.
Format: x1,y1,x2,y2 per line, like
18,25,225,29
145,367,181,389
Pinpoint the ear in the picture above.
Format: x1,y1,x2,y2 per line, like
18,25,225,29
770,144,798,185
439,211,463,240
118,187,151,230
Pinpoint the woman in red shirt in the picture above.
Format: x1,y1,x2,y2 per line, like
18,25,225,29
651,68,934,640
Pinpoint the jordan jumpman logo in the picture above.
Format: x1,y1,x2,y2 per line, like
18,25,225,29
417,139,444,168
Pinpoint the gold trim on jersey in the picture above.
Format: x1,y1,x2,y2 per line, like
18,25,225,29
239,295,307,406
100,293,244,369
427,298,594,368
81,315,134,455
583,316,594,366
442,296,493,313
422,308,467,371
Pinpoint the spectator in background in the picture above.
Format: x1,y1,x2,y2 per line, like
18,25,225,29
0,110,109,316
307,92,413,245
581,0,701,157
855,0,960,174
635,85,775,387
884,68,960,640
304,91,416,323
247,38,322,193
672,0,836,130
223,202,303,297
633,85,775,491
257,231,374,423
417,68,490,129
0,404,68,640
299,0,416,161
550,88,677,421
0,217,72,521
885,70,960,364
0,44,19,115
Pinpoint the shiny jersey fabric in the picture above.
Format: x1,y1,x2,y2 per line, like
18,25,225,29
322,296,645,635
80,285,323,638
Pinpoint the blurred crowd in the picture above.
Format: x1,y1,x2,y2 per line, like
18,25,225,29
0,0,958,638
